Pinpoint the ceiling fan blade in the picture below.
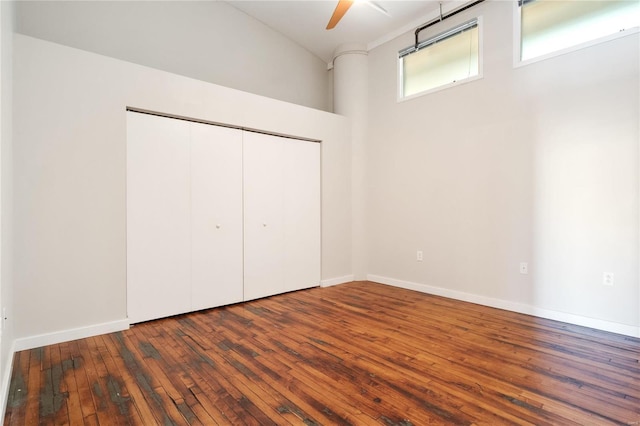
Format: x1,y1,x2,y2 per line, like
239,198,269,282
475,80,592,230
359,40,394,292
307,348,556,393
367,1,390,16
326,0,354,30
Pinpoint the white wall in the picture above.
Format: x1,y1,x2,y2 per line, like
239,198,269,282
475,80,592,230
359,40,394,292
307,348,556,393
0,0,15,414
15,1,331,112
333,45,369,280
10,0,638,349
366,1,639,335
13,34,352,342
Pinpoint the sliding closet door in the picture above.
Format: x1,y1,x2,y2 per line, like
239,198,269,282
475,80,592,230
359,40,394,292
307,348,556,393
128,112,319,319
283,140,321,292
243,132,285,300
127,112,191,323
191,122,243,310
244,131,321,300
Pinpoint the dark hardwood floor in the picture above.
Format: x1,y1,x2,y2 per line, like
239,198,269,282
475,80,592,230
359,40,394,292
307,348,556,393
4,281,640,425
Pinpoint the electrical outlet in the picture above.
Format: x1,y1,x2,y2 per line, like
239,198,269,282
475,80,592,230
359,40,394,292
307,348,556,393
603,272,614,286
417,250,423,262
519,262,528,274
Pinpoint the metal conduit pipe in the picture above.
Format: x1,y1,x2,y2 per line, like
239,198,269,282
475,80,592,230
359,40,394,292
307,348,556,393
414,0,486,49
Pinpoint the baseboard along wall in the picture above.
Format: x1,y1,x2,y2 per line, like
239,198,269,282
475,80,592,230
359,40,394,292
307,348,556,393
13,319,130,353
320,275,355,288
367,274,640,338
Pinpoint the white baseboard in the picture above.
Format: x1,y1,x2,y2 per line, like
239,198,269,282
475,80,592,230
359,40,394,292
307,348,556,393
321,275,355,288
14,319,130,352
0,340,16,423
368,274,640,338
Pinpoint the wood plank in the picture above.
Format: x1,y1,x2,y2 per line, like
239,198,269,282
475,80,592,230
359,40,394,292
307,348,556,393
101,332,164,425
24,348,42,425
278,290,632,422
109,330,185,424
5,282,640,425
258,294,548,424
66,340,99,424
76,338,123,426
4,352,28,425
58,341,86,426
189,311,346,425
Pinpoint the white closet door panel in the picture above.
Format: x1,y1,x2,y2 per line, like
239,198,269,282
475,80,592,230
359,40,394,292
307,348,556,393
191,123,243,310
243,132,284,301
126,112,191,323
283,140,321,292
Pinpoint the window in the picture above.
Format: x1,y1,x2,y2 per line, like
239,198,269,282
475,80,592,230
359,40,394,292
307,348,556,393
519,0,640,62
399,19,481,99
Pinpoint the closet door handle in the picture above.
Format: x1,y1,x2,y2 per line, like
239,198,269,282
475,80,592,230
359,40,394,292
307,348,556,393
216,224,221,229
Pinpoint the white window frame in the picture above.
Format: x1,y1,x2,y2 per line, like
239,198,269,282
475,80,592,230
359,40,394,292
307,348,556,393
398,16,484,102
513,0,640,68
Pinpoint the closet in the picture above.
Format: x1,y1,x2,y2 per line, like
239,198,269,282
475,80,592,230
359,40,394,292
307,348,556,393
126,111,320,323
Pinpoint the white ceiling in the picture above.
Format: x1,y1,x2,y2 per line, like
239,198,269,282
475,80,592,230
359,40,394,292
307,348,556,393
225,1,447,63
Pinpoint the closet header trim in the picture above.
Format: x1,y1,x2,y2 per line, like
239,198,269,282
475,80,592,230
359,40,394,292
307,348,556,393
126,107,322,143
